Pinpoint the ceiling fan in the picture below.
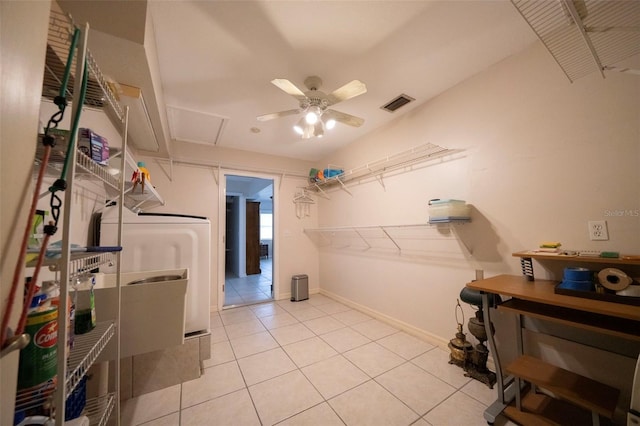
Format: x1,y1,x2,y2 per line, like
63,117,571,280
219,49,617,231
257,76,367,138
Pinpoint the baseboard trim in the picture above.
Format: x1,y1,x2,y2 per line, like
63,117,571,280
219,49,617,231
318,289,450,350
277,287,320,302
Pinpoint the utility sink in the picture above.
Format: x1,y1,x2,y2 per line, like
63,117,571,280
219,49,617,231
86,269,188,358
127,274,184,285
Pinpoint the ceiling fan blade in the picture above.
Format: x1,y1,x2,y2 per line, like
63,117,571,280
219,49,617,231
326,80,367,105
325,109,365,127
257,108,302,121
271,79,307,101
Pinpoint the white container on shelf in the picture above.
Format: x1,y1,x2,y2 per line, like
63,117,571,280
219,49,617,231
428,199,470,219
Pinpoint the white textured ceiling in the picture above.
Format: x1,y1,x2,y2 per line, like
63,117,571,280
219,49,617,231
147,0,538,161
62,1,538,161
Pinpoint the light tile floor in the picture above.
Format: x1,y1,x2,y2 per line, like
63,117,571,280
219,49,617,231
122,294,516,426
225,259,273,306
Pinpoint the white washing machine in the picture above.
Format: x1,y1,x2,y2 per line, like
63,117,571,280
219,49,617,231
100,207,211,335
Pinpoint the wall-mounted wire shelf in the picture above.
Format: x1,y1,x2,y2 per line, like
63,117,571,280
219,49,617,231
119,149,165,212
44,4,124,124
511,0,640,82
34,137,165,213
35,144,120,192
43,4,165,214
100,148,165,213
305,143,462,197
304,221,472,257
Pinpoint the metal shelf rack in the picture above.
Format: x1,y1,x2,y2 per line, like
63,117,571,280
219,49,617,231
16,3,125,424
27,252,116,281
84,393,116,426
14,321,115,415
65,321,115,395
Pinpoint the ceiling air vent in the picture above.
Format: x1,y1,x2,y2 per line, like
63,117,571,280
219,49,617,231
381,94,415,113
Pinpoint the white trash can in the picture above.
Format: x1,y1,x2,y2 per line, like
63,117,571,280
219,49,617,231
291,274,309,302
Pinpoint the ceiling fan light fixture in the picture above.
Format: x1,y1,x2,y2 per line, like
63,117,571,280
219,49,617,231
295,112,327,139
302,124,314,139
294,117,315,139
293,117,305,135
323,116,336,130
305,106,321,124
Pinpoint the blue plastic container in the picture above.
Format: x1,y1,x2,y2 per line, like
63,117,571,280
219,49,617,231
323,168,343,178
557,280,594,292
563,267,592,282
65,375,87,420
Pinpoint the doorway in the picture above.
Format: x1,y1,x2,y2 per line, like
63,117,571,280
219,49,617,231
221,173,276,308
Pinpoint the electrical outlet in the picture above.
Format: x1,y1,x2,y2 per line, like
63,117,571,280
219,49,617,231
588,220,609,241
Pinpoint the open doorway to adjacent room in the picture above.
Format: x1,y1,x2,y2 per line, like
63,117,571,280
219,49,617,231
222,173,275,308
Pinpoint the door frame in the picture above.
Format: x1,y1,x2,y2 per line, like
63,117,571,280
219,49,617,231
225,193,245,278
218,169,279,311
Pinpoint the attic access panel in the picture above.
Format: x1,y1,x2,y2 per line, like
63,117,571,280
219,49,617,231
511,0,640,82
166,105,227,146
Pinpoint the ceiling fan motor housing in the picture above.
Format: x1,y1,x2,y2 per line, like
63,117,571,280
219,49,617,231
304,76,323,91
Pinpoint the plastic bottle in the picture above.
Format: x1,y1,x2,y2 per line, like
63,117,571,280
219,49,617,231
74,274,96,334
43,279,74,352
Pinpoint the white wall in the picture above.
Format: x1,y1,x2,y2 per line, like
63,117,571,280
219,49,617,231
137,142,320,310
318,41,639,330
315,42,639,415
1,2,51,423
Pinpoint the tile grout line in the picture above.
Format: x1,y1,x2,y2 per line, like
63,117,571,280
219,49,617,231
192,297,496,426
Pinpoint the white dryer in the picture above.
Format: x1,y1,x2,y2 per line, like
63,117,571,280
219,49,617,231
100,208,211,335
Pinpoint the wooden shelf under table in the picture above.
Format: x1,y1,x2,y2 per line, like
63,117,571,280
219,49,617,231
507,355,619,419
503,388,611,426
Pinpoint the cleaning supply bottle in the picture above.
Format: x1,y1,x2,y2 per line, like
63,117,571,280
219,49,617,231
42,279,75,353
74,274,96,334
17,286,58,391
